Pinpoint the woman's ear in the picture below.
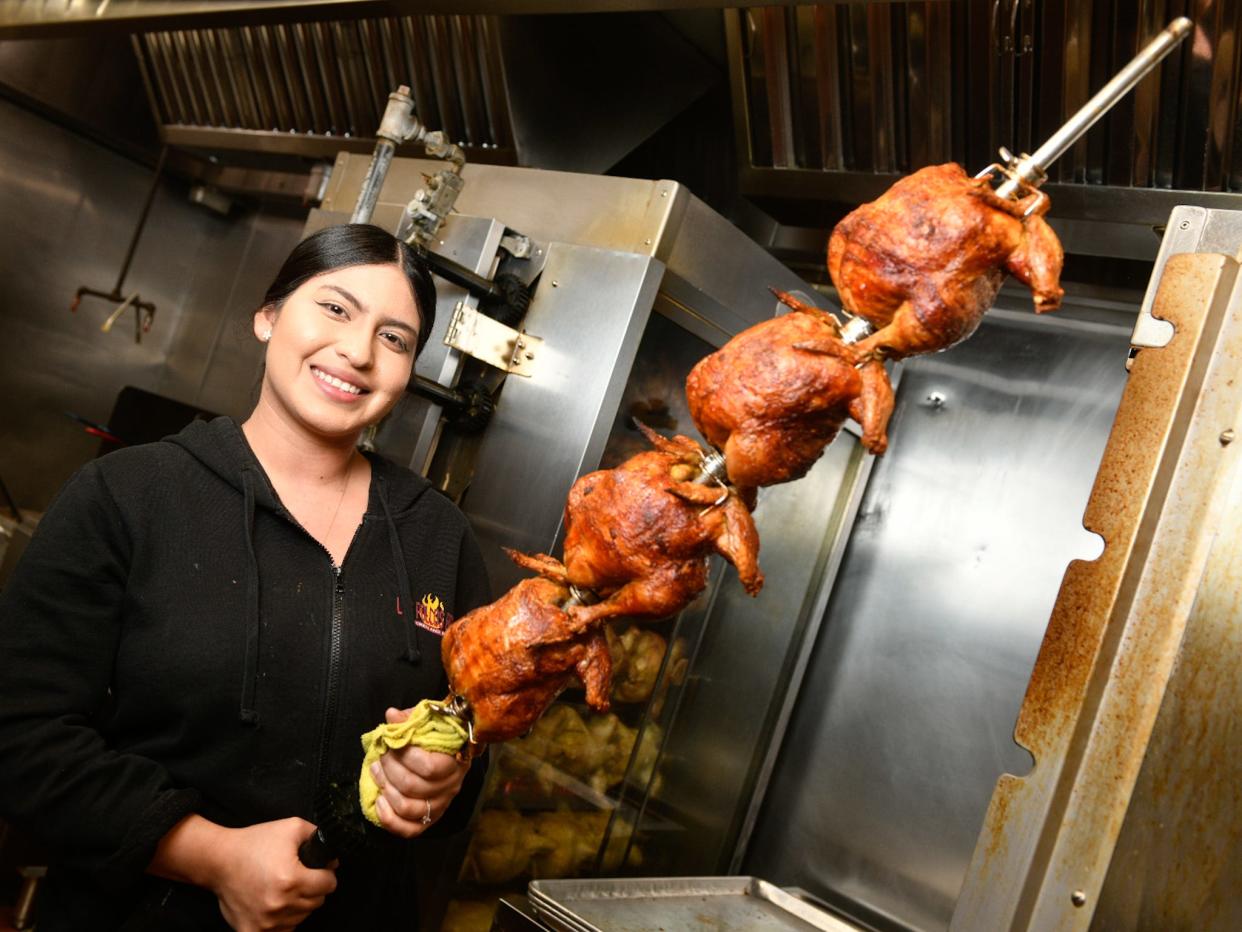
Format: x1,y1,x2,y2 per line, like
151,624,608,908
253,305,277,343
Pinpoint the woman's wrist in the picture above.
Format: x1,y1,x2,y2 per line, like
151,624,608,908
149,813,232,893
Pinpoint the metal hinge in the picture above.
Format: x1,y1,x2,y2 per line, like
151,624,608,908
499,232,533,258
444,301,541,377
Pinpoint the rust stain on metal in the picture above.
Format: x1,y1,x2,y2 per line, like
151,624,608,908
1013,253,1225,755
965,252,1235,896
981,775,1018,862
1093,489,1242,928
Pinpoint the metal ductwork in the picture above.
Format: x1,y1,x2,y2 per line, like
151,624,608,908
132,17,516,162
131,12,722,176
729,2,1242,230
2,6,723,183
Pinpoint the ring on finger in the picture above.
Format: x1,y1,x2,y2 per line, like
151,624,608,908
421,798,433,825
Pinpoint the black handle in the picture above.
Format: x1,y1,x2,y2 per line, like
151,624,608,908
412,244,532,326
297,827,335,869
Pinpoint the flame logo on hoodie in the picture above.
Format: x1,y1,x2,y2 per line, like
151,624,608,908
414,593,451,635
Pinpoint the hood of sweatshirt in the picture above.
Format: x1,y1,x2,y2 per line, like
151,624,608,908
166,417,437,724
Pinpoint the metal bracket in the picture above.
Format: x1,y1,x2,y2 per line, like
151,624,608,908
444,301,541,377
500,232,533,258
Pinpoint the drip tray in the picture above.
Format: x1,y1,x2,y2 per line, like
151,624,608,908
528,877,865,931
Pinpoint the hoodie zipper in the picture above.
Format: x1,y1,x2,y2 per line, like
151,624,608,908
313,564,345,790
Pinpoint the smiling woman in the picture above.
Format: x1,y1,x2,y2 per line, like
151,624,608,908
0,224,492,931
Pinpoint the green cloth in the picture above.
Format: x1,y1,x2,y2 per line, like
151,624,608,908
358,699,470,826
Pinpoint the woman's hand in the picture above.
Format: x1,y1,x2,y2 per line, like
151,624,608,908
151,814,337,932
212,817,338,931
371,705,471,838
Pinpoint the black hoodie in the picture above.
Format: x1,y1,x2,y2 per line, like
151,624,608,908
0,417,491,930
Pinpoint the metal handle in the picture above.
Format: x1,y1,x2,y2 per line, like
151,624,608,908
994,16,1192,197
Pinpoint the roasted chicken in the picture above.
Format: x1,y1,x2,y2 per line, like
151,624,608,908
441,559,612,744
441,424,759,745
686,308,894,487
553,423,763,626
826,162,1063,361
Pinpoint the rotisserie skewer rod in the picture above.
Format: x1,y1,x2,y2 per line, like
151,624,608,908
991,17,1192,198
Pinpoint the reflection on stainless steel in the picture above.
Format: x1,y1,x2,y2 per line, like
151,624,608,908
637,435,876,878
742,299,1134,931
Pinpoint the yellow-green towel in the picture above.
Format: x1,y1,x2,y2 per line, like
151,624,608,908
359,699,470,826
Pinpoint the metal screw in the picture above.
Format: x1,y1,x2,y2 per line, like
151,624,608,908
516,340,525,350
1071,891,1087,908
1179,219,1192,230
644,238,652,245
925,391,947,409
525,352,534,360
551,280,559,287
1221,429,1236,445
661,190,668,198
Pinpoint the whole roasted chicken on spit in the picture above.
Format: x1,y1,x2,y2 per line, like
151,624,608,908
441,556,613,745
557,422,762,624
443,424,761,742
821,162,1064,362
686,309,894,487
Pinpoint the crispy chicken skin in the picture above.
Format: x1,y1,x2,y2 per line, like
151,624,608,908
686,308,894,486
555,424,763,626
442,554,612,744
441,421,767,744
827,162,1064,361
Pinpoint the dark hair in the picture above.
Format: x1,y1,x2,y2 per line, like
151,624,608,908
262,224,437,355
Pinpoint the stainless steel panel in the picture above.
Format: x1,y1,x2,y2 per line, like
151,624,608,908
812,6,845,171
0,0,913,40
404,216,503,473
1132,204,1242,348
636,435,876,877
321,157,813,326
758,7,795,168
462,243,664,592
985,252,1242,932
947,234,1242,932
0,94,304,511
1090,451,1242,932
134,11,519,162
743,299,1134,932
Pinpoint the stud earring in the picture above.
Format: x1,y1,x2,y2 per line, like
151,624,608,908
262,328,272,343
